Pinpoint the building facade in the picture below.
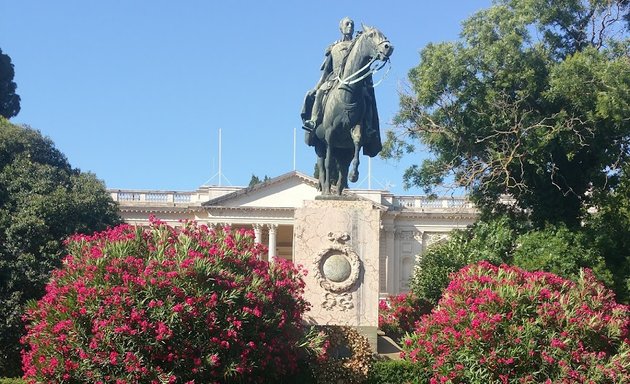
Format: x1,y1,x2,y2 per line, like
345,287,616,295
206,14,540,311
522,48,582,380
110,171,478,297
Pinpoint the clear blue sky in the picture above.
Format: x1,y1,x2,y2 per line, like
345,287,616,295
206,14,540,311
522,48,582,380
1,0,492,195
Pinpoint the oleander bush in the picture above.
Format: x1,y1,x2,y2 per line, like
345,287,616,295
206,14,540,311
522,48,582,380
378,292,431,342
21,219,312,384
402,262,630,383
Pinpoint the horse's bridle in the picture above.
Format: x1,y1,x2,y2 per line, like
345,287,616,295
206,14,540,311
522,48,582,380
336,38,392,86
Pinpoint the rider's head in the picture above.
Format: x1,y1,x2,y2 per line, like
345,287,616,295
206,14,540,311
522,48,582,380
339,17,354,38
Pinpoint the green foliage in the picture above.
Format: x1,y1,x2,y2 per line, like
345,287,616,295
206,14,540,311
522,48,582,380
411,215,517,304
411,215,622,306
513,224,614,287
388,0,630,227
367,360,425,384
275,361,317,384
585,164,630,303
410,233,469,305
0,118,121,377
0,379,25,384
0,48,20,118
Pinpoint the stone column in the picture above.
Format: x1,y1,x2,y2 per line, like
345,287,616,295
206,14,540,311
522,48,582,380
253,224,263,244
383,224,396,296
267,224,277,262
393,228,402,294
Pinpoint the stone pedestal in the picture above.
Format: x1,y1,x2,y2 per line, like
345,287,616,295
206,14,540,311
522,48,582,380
293,199,380,350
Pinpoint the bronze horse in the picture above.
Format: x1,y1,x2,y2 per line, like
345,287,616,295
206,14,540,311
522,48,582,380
310,25,393,195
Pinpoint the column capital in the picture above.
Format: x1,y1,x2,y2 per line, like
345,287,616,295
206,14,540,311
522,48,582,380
382,225,396,239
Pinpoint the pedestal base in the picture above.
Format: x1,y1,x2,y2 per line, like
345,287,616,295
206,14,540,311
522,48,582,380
294,199,381,350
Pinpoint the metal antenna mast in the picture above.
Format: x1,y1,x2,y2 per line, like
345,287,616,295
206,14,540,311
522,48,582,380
202,128,232,186
368,157,372,190
218,128,222,187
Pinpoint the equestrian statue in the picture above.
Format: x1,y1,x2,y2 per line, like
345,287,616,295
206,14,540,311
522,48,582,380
301,17,393,195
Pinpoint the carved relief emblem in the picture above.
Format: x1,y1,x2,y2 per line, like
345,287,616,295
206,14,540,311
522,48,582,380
321,292,354,311
424,232,450,248
313,232,361,293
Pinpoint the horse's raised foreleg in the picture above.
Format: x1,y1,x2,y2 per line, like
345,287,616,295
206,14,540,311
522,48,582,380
323,131,333,195
348,125,362,183
315,140,327,194
314,141,326,192
316,157,326,192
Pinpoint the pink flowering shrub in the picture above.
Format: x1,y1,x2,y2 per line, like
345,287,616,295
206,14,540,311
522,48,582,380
401,261,630,383
21,219,310,383
378,292,431,341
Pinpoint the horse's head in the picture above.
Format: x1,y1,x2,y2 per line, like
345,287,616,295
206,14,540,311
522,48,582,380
360,24,394,61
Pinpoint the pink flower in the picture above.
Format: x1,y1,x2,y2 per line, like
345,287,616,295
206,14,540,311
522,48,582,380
109,351,119,365
550,338,567,350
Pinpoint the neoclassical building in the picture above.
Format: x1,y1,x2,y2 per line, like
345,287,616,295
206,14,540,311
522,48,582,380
110,171,478,297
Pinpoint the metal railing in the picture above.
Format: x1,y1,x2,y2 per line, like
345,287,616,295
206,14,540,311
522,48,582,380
111,189,476,211
392,196,474,209
111,191,199,204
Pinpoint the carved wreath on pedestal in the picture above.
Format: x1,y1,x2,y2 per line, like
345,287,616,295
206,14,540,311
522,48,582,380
313,232,361,311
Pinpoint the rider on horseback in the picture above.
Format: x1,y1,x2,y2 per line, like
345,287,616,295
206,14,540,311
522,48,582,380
302,17,381,156
303,17,354,132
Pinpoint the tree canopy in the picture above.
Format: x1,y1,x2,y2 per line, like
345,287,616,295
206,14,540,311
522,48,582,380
248,174,271,188
0,118,121,376
584,163,630,302
385,0,629,227
0,48,20,118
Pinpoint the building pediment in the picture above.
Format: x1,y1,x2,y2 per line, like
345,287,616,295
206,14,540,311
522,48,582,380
202,171,321,209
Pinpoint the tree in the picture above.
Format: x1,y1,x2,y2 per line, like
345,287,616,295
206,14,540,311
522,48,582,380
248,174,270,188
584,163,630,302
512,224,614,287
0,117,121,376
386,0,630,227
0,48,20,118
